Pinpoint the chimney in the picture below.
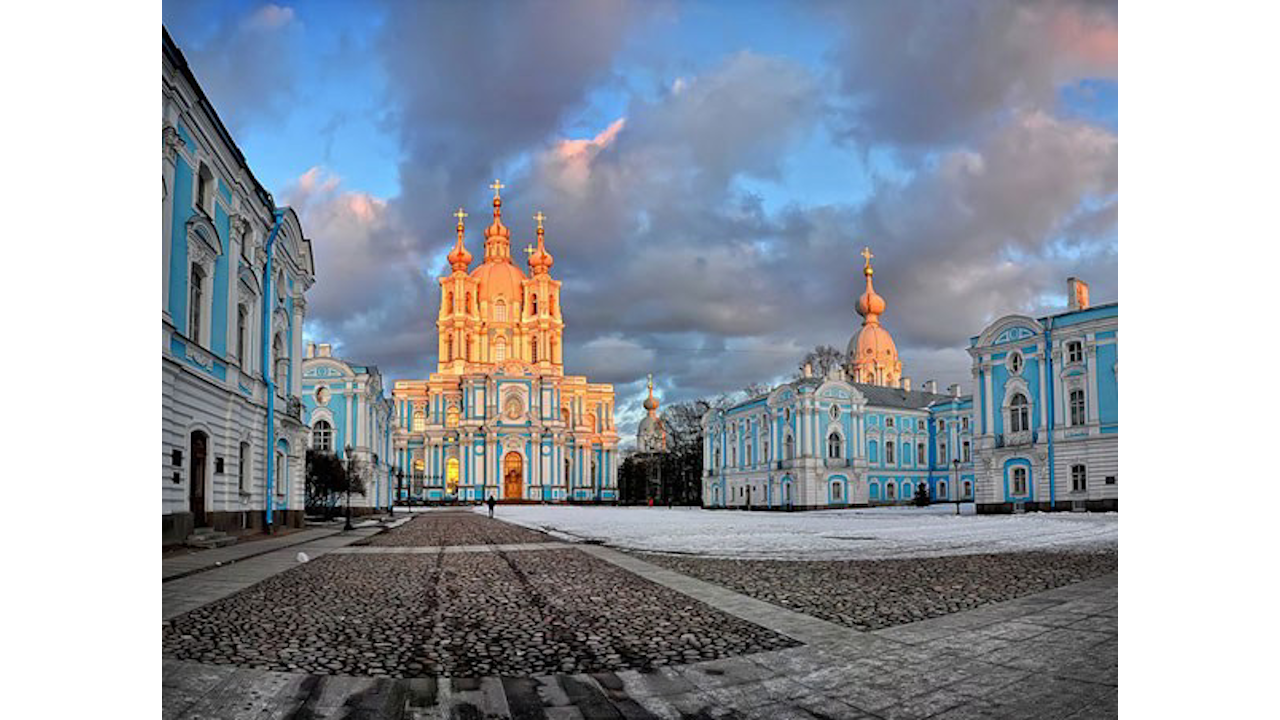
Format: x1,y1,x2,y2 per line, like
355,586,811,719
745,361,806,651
305,342,315,359
902,377,912,391
948,383,961,398
318,343,332,358
1068,277,1090,311
802,362,812,378
923,380,937,394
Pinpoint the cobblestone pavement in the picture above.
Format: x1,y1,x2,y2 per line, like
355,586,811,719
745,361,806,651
637,549,1118,630
162,548,799,678
360,510,553,547
163,515,1118,719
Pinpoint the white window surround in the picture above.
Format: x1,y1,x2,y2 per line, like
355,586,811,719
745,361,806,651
185,217,220,348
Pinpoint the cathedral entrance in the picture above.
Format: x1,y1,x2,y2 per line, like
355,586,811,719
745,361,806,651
503,452,523,500
445,457,459,496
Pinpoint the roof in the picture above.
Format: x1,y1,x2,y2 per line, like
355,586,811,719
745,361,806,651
850,382,952,410
163,27,274,211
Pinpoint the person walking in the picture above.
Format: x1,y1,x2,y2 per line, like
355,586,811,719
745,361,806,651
486,494,496,519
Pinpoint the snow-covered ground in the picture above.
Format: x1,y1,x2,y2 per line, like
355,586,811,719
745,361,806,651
480,504,1117,560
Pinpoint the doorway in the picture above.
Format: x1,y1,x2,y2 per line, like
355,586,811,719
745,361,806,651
503,452,523,500
189,431,208,527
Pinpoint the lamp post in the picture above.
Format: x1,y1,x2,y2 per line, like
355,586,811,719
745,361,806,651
344,444,354,531
952,458,960,516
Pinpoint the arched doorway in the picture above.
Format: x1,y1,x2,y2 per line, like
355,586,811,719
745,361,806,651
445,457,459,495
503,452,523,500
189,430,208,526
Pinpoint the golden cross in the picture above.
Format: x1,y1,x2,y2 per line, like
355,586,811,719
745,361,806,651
489,178,505,197
861,246,874,266
533,211,546,230
453,208,468,223
523,244,536,258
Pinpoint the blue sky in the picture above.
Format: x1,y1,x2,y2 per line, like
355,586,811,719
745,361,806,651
164,0,1118,439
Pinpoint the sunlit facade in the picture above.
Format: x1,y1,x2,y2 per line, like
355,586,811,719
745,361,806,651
391,184,619,502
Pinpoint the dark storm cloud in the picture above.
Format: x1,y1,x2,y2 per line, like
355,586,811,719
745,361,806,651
820,0,1117,148
259,1,1117,440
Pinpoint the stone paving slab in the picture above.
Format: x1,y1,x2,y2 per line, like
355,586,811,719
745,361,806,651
162,527,344,581
161,527,384,621
330,541,567,554
361,510,554,547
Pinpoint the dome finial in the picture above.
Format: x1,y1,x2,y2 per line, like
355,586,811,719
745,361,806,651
861,246,874,277
528,210,554,273
643,373,659,413
856,245,885,324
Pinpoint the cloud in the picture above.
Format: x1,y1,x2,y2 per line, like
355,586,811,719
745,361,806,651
163,2,304,133
822,0,1117,148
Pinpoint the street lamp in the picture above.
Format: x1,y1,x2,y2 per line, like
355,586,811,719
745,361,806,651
952,458,960,516
344,444,354,531
394,469,404,515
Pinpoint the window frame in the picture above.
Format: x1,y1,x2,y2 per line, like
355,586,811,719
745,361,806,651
1071,464,1087,492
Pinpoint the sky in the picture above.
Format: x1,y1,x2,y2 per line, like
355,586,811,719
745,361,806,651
163,0,1118,442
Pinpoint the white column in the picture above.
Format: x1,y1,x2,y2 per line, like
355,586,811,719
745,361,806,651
1086,335,1100,424
983,363,995,434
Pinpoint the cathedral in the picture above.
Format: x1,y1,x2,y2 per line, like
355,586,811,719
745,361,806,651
390,182,620,502
702,249,975,510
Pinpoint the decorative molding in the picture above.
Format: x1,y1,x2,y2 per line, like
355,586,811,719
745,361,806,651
185,344,213,370
163,124,186,162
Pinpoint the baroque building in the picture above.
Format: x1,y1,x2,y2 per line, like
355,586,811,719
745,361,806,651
968,278,1118,513
162,29,316,543
636,375,667,453
301,344,397,513
702,249,975,510
391,183,619,502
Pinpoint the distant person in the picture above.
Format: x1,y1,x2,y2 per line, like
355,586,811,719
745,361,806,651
486,495,496,519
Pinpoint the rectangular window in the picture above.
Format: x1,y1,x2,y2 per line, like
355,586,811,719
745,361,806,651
239,442,249,492
1013,467,1028,495
940,442,948,462
962,417,969,432
189,266,203,343
236,305,247,361
1070,389,1086,426
886,417,895,430
1072,464,1087,492
917,443,925,464
886,441,895,464
962,441,971,462
1067,341,1084,364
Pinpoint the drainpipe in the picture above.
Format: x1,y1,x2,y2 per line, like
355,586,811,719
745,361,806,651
261,209,285,530
1044,320,1056,508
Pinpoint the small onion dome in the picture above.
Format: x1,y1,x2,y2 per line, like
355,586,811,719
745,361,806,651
528,214,554,274
448,210,472,271
643,374,659,412
856,269,886,322
485,195,509,240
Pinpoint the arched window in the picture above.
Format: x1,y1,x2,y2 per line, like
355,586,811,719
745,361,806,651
312,420,333,452
494,337,507,362
189,264,204,343
466,292,472,313
827,432,842,459
1010,393,1029,433
886,440,895,465
494,299,507,322
412,410,425,432
447,292,454,314
1069,389,1086,426
445,407,459,428
236,304,248,361
938,420,946,433
938,480,948,499
531,338,538,363
784,433,795,460
273,333,287,390
531,294,538,314
196,163,213,214
887,482,896,500
762,435,769,462
1012,466,1028,495
561,407,571,426
940,441,948,462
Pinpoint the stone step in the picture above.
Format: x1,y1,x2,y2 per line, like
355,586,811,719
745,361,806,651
189,527,220,537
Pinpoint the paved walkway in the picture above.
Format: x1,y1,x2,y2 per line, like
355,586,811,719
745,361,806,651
162,516,1117,719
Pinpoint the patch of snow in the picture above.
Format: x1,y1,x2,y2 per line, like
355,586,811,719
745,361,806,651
478,505,1117,560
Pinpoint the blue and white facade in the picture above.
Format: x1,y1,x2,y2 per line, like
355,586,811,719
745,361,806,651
301,344,397,512
162,30,316,543
969,280,1118,513
701,372,976,510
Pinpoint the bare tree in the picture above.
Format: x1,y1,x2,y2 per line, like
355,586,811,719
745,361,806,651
797,344,847,379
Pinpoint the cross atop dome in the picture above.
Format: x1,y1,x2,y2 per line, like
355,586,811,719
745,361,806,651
861,246,874,276
489,178,505,198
